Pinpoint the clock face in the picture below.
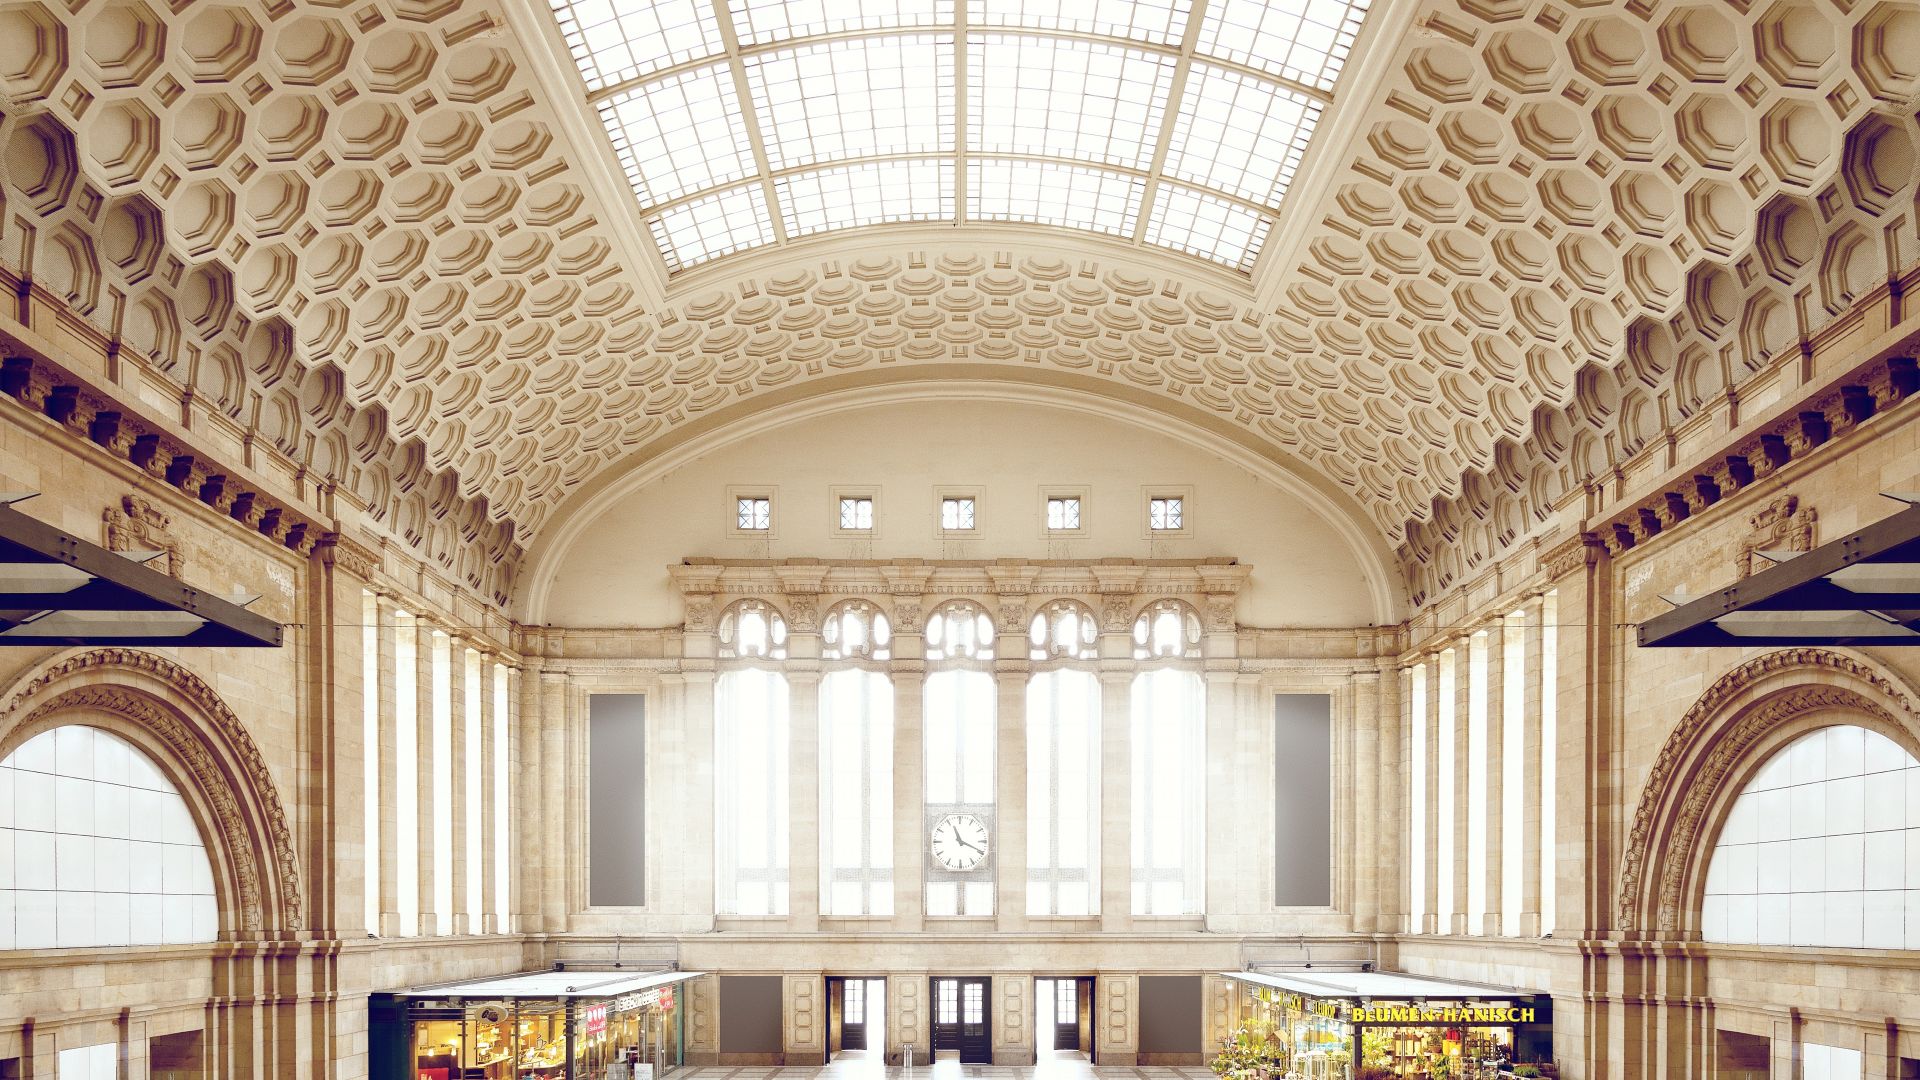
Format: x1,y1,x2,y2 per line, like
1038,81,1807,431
930,813,990,871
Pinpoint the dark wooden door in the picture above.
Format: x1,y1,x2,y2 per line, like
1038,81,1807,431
1052,979,1079,1050
931,977,991,1063
843,979,867,1050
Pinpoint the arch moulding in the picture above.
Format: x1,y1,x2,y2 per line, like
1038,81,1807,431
0,648,306,937
1616,648,1920,938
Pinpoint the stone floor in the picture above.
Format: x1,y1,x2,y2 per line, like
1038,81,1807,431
672,1052,1218,1080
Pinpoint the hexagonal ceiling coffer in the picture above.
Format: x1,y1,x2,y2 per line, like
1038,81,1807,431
1406,44,1478,103
337,101,407,161
1674,92,1749,171
0,3,68,101
1436,108,1505,165
100,196,163,281
1484,28,1561,95
1855,4,1920,102
1593,94,1665,163
1567,15,1649,86
83,99,161,187
1684,177,1751,257
1658,4,1740,83
1840,115,1916,215
1753,0,1838,89
1755,194,1819,282
256,94,328,162
7,115,80,214
172,92,245,171
361,29,435,95
444,45,516,103
1513,100,1584,160
245,171,309,237
272,14,352,86
82,0,165,89
181,5,262,83
169,179,236,258
1759,98,1836,187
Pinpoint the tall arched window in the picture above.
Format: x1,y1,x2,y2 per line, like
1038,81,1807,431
820,600,894,916
0,725,217,948
715,600,790,916
924,600,996,917
1027,600,1101,916
1131,599,1205,915
1702,724,1920,949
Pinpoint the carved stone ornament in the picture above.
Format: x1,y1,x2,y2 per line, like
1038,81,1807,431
1541,532,1599,582
0,649,306,934
1204,594,1236,631
683,595,717,633
892,600,923,634
785,594,819,633
1616,648,1915,934
1737,494,1816,577
1100,594,1135,634
997,600,1028,634
103,493,184,577
316,531,380,581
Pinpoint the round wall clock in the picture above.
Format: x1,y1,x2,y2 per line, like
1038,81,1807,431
930,812,990,871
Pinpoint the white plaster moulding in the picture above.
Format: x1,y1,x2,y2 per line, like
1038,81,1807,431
516,378,1404,625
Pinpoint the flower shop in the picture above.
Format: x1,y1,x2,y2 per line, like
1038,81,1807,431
1213,970,1553,1080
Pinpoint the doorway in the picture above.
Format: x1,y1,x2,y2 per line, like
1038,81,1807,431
1035,977,1092,1059
930,976,991,1063
829,978,887,1062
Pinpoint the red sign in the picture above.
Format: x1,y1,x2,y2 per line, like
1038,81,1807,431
417,1071,450,1080
585,1004,609,1035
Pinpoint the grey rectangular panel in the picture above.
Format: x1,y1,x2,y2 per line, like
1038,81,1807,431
1136,976,1202,1054
721,975,786,1053
590,693,647,906
1274,693,1332,907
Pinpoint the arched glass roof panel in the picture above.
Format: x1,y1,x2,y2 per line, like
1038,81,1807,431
548,0,1374,273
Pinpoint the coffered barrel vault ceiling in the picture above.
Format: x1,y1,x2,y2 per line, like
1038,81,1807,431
0,0,1916,594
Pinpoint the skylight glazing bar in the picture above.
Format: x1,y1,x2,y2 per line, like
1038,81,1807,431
1126,0,1206,244
712,0,792,246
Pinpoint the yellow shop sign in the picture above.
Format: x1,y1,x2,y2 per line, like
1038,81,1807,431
1350,1005,1536,1025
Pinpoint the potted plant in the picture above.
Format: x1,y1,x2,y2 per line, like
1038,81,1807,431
1211,1020,1287,1080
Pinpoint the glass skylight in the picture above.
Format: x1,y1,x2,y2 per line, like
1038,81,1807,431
549,0,1374,272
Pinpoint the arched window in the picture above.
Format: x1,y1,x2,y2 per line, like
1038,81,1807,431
1027,600,1101,916
1702,724,1920,949
1130,600,1205,915
718,598,788,660
715,600,789,916
1132,598,1203,660
820,601,894,916
923,600,995,916
0,725,217,948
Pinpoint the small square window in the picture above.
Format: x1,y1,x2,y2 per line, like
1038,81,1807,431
1148,496,1183,531
737,496,772,531
941,496,976,530
1046,497,1081,530
840,496,874,531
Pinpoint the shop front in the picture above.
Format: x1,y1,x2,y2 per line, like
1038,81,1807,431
1219,970,1552,1080
371,968,699,1080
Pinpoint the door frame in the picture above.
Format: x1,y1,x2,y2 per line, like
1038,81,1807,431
929,975,993,1064
1034,974,1098,1062
825,976,888,1064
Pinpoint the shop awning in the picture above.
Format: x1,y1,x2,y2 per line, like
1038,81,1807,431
1220,970,1531,1001
1637,493,1920,647
398,969,703,1000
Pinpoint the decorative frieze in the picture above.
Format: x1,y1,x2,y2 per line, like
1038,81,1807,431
1736,494,1817,577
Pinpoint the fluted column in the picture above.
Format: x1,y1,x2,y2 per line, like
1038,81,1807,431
1519,597,1546,937
1451,642,1471,935
890,631,925,930
1098,665,1132,929
375,596,403,936
995,617,1030,930
787,664,823,929
539,670,570,930
478,653,499,933
446,637,470,935
1422,653,1441,934
415,620,441,937
517,659,546,933
1482,618,1506,937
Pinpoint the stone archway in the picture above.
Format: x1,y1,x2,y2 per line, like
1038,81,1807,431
0,647,306,937
1616,648,1920,938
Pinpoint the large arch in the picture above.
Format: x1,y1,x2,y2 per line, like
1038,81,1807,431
514,370,1406,626
0,648,306,938
1616,648,1920,939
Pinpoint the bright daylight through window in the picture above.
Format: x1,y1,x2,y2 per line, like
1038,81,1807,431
547,0,1372,272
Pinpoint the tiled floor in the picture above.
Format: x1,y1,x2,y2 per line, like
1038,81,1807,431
671,1053,1217,1080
